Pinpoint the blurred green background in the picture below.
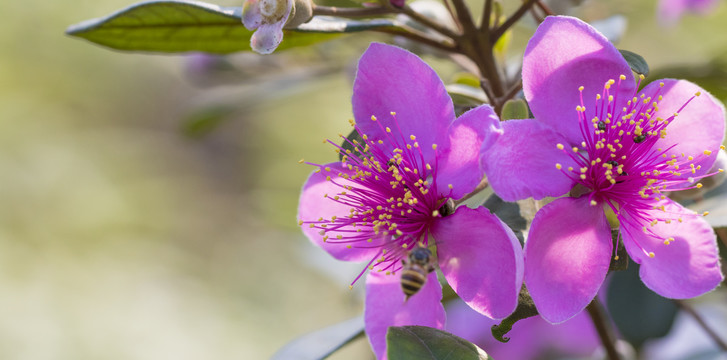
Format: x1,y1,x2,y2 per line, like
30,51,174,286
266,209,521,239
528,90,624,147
1,0,726,359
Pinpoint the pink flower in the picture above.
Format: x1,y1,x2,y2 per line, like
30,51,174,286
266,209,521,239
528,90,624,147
242,0,293,54
658,0,720,25
298,43,524,358
446,300,600,360
481,16,725,323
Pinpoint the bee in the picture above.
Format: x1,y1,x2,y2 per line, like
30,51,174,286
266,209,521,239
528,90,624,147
400,246,436,301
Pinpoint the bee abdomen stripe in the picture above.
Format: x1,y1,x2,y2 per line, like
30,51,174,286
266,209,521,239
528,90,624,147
401,271,427,282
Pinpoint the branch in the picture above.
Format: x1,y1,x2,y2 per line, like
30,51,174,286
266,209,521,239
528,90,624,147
535,0,555,16
586,299,621,360
398,4,460,39
454,177,489,206
442,0,463,33
370,27,457,53
481,0,493,31
499,78,523,104
674,300,727,351
451,0,505,96
480,78,497,105
491,0,537,43
312,5,392,17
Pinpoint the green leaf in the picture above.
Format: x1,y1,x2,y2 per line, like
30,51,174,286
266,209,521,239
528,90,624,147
387,326,491,360
451,72,481,89
482,193,527,244
446,84,486,106
271,315,365,360
66,0,396,54
619,49,649,77
500,99,529,121
606,261,678,349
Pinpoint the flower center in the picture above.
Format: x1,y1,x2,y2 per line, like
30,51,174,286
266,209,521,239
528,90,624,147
554,75,724,258
300,113,449,284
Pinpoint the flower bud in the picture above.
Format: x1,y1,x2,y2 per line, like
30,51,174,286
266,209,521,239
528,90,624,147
283,0,313,29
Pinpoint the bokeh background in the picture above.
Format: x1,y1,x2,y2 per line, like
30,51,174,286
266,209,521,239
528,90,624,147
1,0,726,359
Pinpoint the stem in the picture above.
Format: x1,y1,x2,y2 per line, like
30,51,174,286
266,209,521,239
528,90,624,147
454,177,489,206
480,78,497,106
313,3,458,42
481,0,493,31
491,0,537,43
529,6,545,24
674,300,727,351
716,227,727,248
451,0,505,97
500,78,523,103
398,4,460,39
370,27,456,53
535,0,555,16
311,5,392,17
441,0,462,33
586,299,621,360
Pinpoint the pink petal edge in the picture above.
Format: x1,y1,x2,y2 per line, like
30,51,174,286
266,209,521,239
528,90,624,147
364,271,445,360
433,206,524,319
524,196,612,323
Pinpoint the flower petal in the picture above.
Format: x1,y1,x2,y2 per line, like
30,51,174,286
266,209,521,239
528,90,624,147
640,79,726,177
446,300,600,360
523,16,635,145
481,119,577,201
620,201,723,298
433,206,524,319
436,105,503,200
298,162,384,262
525,197,612,324
364,271,445,360
242,0,262,30
352,43,454,164
250,23,285,54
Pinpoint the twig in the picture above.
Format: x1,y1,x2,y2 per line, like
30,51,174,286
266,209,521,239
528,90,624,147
586,299,621,360
454,177,489,205
480,78,497,105
535,0,555,16
499,78,523,104
491,0,537,43
450,0,479,38
451,0,505,97
674,299,727,351
398,4,460,39
441,0,462,33
312,5,392,17
481,0,493,31
529,6,545,24
370,27,457,53
715,228,727,248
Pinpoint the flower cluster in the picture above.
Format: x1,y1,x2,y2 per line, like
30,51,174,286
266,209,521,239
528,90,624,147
482,16,725,323
298,43,523,358
297,14,725,360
